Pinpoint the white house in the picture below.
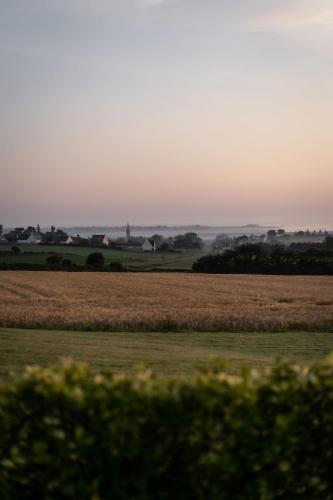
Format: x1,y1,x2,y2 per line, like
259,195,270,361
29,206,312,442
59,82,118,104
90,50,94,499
18,233,42,245
63,236,73,245
141,239,156,252
91,234,109,247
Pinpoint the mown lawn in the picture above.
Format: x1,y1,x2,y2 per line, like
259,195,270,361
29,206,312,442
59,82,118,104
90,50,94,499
0,328,332,379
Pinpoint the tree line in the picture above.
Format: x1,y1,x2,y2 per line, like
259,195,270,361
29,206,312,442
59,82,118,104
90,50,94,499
193,239,333,275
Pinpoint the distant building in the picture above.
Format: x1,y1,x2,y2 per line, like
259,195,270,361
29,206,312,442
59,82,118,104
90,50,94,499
70,235,86,246
141,238,156,252
63,236,73,245
18,232,42,245
4,230,18,242
91,234,109,247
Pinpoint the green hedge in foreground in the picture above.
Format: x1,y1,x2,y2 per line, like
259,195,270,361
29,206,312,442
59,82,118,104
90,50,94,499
1,360,333,499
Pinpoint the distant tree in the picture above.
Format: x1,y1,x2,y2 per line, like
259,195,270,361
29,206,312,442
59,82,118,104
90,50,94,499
11,246,20,254
46,254,63,266
193,242,333,275
267,230,277,240
212,234,232,251
237,242,265,257
86,252,104,268
325,235,333,249
37,224,41,233
173,232,203,249
158,241,172,252
150,234,164,250
233,235,248,248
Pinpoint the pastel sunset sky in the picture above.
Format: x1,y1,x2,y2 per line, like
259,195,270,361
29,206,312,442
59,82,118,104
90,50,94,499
1,0,332,227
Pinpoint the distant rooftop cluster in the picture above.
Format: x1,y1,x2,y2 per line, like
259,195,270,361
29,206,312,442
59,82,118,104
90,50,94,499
0,224,331,255
0,224,204,252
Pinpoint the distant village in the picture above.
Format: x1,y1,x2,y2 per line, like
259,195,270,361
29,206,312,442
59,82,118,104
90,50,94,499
0,224,203,252
0,223,330,253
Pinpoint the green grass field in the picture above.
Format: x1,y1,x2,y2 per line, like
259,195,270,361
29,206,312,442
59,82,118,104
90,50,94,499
0,244,199,270
1,328,332,379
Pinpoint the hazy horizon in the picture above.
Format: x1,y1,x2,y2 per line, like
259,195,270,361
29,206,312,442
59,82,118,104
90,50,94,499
1,0,332,228
3,221,332,233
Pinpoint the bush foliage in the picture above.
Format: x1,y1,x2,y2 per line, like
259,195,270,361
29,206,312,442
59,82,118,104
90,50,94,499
193,243,333,275
109,261,126,272
46,254,63,267
86,252,105,268
1,360,333,499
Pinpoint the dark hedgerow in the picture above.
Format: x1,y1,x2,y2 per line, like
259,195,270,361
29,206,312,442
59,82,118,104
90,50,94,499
193,243,333,275
0,359,333,499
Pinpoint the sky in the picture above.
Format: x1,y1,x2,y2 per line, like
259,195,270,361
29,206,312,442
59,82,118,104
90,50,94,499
1,0,332,228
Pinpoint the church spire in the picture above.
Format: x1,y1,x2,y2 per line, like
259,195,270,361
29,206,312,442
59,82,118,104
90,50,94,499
126,223,131,241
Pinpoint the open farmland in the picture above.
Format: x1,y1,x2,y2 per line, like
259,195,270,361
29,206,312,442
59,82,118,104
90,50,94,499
1,271,332,332
1,328,332,379
0,244,199,270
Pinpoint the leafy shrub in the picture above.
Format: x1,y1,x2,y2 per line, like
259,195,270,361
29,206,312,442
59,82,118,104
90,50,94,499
109,261,126,272
62,258,72,267
86,252,104,268
46,254,63,266
0,359,333,499
11,246,20,254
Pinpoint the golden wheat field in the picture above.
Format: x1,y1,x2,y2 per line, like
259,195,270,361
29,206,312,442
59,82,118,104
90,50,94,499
1,271,333,331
